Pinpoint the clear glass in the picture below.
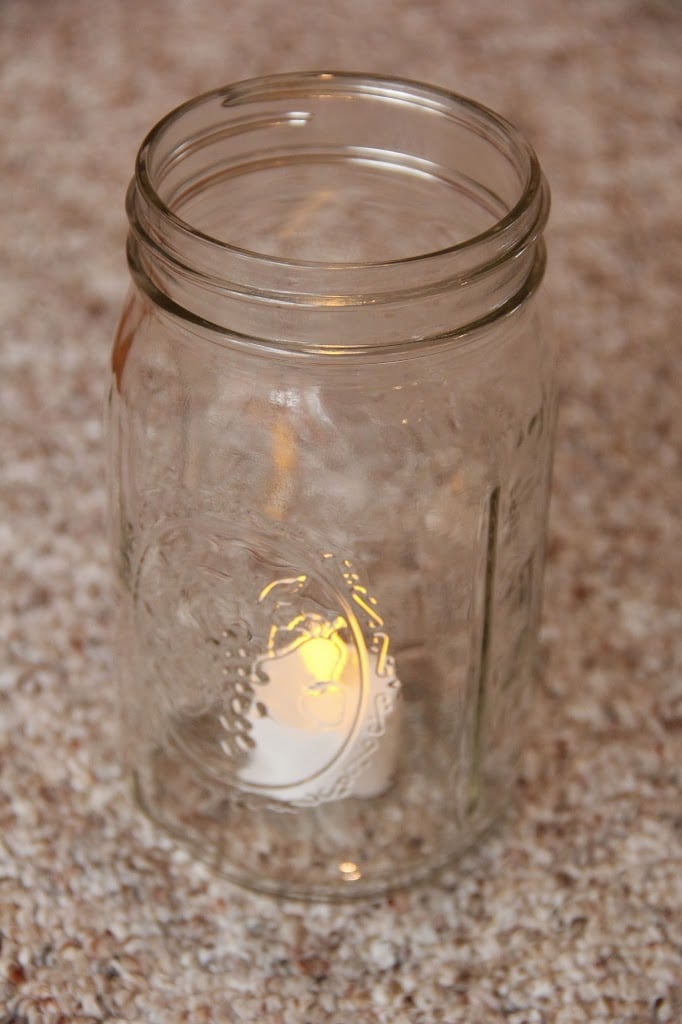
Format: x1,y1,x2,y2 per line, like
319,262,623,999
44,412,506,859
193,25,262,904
108,72,554,899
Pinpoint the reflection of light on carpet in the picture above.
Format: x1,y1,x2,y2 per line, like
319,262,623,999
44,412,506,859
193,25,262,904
339,860,362,882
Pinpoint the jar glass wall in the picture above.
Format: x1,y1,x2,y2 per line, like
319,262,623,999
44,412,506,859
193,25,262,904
108,73,554,899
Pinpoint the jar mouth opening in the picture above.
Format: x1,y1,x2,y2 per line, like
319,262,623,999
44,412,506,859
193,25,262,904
133,71,548,281
128,72,549,351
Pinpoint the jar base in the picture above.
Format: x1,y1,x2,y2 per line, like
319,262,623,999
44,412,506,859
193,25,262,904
130,754,513,902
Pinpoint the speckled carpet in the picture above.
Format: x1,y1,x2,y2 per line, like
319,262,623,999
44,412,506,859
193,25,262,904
1,0,681,1021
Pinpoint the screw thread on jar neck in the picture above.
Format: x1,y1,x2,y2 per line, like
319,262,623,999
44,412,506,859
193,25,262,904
127,72,549,355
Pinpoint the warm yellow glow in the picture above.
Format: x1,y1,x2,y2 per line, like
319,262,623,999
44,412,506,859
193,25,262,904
266,417,296,520
299,634,348,684
339,861,362,881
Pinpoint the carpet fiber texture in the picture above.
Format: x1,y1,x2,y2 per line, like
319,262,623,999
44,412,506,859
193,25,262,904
1,1,681,1021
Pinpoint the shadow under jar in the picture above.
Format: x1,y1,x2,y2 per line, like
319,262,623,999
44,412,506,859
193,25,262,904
108,72,555,900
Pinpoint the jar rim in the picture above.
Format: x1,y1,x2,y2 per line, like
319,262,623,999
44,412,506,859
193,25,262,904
128,72,549,352
134,71,548,275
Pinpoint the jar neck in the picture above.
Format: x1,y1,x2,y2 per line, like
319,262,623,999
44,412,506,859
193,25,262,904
127,72,549,355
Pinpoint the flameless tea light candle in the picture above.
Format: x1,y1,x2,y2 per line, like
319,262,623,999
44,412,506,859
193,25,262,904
218,578,402,806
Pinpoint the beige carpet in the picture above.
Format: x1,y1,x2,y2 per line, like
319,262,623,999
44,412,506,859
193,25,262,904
1,0,681,1020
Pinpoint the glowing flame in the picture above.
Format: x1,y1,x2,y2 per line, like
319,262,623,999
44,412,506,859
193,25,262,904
299,633,348,688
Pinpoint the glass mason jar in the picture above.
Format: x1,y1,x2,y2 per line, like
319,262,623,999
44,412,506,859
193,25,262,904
108,72,554,900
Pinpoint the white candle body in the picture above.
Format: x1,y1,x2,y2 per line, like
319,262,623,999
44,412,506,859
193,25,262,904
231,619,401,806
